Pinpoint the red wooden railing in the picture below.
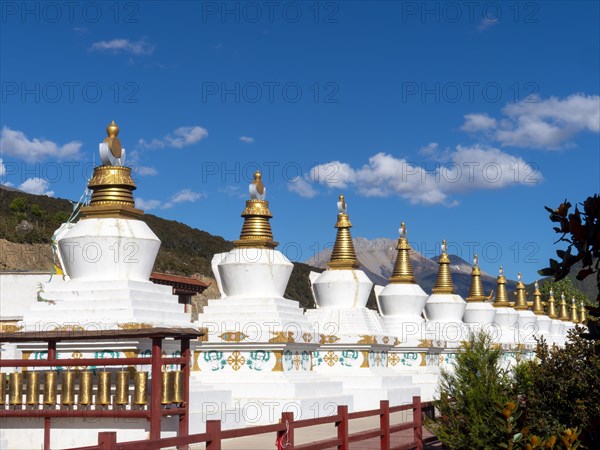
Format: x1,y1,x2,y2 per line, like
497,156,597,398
69,397,434,450
0,328,201,450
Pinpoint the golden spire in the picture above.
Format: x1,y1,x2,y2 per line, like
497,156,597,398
531,281,545,315
493,266,510,307
431,240,454,294
547,288,558,319
81,121,142,219
233,171,277,249
466,255,492,302
558,293,570,321
328,195,359,270
513,272,529,310
389,222,416,283
580,301,587,324
570,297,579,323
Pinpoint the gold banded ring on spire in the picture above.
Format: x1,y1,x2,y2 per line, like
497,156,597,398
328,195,359,270
547,289,558,319
466,255,489,302
81,121,143,219
493,267,510,307
531,281,545,315
388,222,416,284
431,240,454,294
233,172,278,249
513,273,529,310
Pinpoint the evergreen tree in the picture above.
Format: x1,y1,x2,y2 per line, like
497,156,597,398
428,331,512,449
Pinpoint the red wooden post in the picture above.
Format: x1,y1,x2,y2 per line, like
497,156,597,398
43,416,51,450
413,396,423,450
206,420,222,450
380,400,390,450
278,411,294,449
47,339,57,360
44,339,57,450
150,337,163,440
336,405,349,450
178,337,190,441
98,432,117,450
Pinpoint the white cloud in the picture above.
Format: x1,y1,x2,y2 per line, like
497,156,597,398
287,176,318,198
135,198,162,211
18,178,54,196
239,136,255,143
0,159,5,176
461,113,497,132
137,166,158,176
418,142,439,155
1,127,82,162
292,145,541,205
138,126,208,150
477,17,499,32
90,38,154,56
170,189,203,203
137,189,205,211
461,94,600,149
308,161,355,188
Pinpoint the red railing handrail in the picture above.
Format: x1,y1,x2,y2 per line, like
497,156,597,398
0,356,185,368
67,396,434,450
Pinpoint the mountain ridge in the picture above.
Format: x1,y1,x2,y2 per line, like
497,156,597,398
306,236,518,298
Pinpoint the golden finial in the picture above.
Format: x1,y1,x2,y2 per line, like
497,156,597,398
81,120,141,219
234,171,277,249
389,221,416,284
558,293,569,321
570,297,579,323
106,120,119,137
103,120,123,159
431,239,454,294
579,301,587,324
531,281,545,315
547,288,557,319
328,195,359,270
252,171,265,196
513,272,528,310
493,266,510,307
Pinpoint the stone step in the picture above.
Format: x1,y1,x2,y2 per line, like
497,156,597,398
30,296,184,313
345,386,421,411
200,378,345,398
325,374,414,389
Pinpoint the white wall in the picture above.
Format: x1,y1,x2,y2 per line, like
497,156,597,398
0,272,55,320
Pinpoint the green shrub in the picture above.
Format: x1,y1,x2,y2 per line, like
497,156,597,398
427,330,513,448
517,329,600,448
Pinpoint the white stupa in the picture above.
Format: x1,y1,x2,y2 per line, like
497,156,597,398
491,267,519,346
556,293,575,345
306,195,384,336
530,281,552,342
307,197,419,410
376,222,428,345
462,255,496,335
423,240,468,347
20,121,191,330
194,174,352,420
566,295,580,337
197,171,317,341
512,273,538,345
546,289,563,345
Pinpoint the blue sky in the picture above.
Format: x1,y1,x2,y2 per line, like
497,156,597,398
1,1,599,283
